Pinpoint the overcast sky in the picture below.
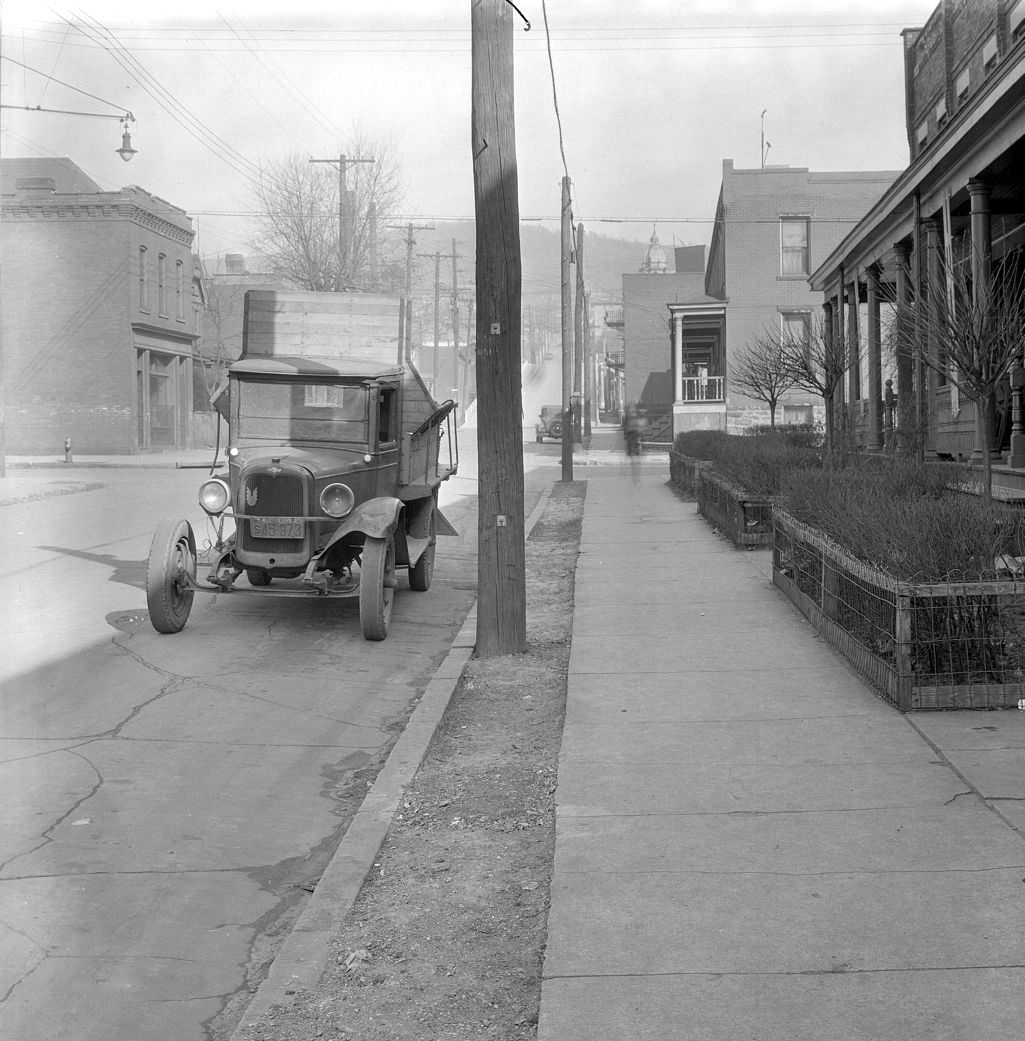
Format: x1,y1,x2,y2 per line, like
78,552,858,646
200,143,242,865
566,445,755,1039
2,1,937,262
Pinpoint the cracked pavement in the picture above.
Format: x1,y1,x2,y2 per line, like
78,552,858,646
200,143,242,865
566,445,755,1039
0,462,483,1040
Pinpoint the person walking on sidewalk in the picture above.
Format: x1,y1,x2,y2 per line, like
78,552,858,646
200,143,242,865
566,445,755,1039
622,403,647,456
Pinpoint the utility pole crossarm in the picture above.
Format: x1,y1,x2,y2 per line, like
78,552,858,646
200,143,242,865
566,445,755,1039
309,154,375,290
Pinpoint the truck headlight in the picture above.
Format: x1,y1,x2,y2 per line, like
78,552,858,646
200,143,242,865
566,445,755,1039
198,478,231,516
320,483,355,518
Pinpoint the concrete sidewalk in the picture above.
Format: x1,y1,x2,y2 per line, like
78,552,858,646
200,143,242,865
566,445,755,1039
538,468,1025,1041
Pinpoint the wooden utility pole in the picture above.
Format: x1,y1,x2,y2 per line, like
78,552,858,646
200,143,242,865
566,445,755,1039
388,221,434,361
432,251,441,391
574,222,586,446
560,176,574,481
584,286,593,440
471,0,526,656
450,238,462,402
309,153,374,289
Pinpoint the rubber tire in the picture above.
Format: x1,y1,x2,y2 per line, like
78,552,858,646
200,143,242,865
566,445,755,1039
146,518,196,634
360,534,396,641
409,508,437,592
246,568,272,586
550,421,563,438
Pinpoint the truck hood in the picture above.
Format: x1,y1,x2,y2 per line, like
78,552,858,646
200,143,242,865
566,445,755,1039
233,445,373,478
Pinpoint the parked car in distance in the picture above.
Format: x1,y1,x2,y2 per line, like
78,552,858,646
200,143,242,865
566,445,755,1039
535,404,565,442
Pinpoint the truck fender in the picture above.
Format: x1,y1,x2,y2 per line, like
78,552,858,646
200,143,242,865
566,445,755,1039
316,497,404,559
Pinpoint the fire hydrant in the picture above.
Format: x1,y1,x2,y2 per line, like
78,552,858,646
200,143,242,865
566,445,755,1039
63,437,73,464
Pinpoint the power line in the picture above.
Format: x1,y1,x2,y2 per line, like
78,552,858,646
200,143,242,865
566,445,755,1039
63,11,264,182
541,0,570,183
214,12,339,139
0,54,130,112
183,208,878,227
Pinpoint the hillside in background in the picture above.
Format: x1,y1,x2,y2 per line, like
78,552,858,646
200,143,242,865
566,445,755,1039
411,221,691,315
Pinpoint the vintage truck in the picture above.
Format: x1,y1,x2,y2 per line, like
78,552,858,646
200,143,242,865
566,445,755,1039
146,289,458,640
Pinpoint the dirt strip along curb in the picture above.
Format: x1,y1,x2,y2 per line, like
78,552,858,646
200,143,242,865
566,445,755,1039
231,483,557,1036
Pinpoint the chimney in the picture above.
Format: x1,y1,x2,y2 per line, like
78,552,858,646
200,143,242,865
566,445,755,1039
674,245,706,273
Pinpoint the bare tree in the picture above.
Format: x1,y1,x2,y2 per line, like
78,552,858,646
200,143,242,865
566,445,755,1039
251,128,404,291
749,313,855,459
730,338,797,427
781,314,858,461
898,251,1025,498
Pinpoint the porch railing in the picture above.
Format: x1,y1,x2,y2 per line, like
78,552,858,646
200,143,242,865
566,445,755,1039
680,376,724,402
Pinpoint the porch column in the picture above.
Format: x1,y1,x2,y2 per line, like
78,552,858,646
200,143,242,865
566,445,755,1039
924,217,943,404
968,178,993,298
969,179,995,460
893,242,913,449
672,311,684,403
866,264,883,451
847,274,860,404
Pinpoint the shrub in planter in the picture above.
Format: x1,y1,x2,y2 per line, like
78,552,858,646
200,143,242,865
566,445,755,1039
742,422,823,450
672,430,730,461
777,459,1025,581
672,430,821,497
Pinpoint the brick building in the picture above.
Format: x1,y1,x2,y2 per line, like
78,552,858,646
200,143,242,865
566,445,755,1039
811,0,1025,467
613,233,714,433
688,160,899,436
1,157,201,454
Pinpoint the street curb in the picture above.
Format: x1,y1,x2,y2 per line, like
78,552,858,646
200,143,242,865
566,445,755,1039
230,482,557,1037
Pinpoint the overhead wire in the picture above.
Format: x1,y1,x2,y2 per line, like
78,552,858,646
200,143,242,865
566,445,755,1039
1,54,132,112
214,12,340,140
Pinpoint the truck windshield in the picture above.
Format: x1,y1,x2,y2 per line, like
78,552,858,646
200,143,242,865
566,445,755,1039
236,379,369,443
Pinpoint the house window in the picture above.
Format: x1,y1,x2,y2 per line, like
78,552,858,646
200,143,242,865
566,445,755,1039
955,68,970,102
175,260,185,321
780,218,809,276
934,97,947,129
916,122,929,151
982,35,998,72
780,310,810,347
1011,0,1025,43
138,246,149,311
782,404,814,426
157,253,167,316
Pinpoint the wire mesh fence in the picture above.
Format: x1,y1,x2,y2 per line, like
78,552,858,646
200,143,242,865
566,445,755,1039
696,469,773,547
667,449,708,495
772,507,1025,710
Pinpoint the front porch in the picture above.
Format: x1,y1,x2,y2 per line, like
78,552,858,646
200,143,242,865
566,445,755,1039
667,302,727,436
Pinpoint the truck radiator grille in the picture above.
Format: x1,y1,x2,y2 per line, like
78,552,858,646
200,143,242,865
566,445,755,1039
243,473,303,516
240,472,306,554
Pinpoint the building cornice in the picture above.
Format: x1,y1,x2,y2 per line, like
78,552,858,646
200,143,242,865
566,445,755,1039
1,197,193,245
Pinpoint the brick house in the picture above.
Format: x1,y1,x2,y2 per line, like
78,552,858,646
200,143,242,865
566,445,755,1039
810,0,1025,469
609,234,715,434
1,157,201,454
686,160,899,436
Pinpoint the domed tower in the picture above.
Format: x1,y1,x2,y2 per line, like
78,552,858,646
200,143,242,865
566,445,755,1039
640,225,669,273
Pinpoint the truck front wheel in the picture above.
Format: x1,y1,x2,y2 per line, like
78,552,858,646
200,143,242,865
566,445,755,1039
360,534,396,640
146,518,196,634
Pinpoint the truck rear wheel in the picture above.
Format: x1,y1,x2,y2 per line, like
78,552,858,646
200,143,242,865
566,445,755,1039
146,518,196,634
360,534,396,640
409,506,437,592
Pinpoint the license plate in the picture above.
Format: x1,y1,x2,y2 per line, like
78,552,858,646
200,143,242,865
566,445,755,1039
249,517,304,539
